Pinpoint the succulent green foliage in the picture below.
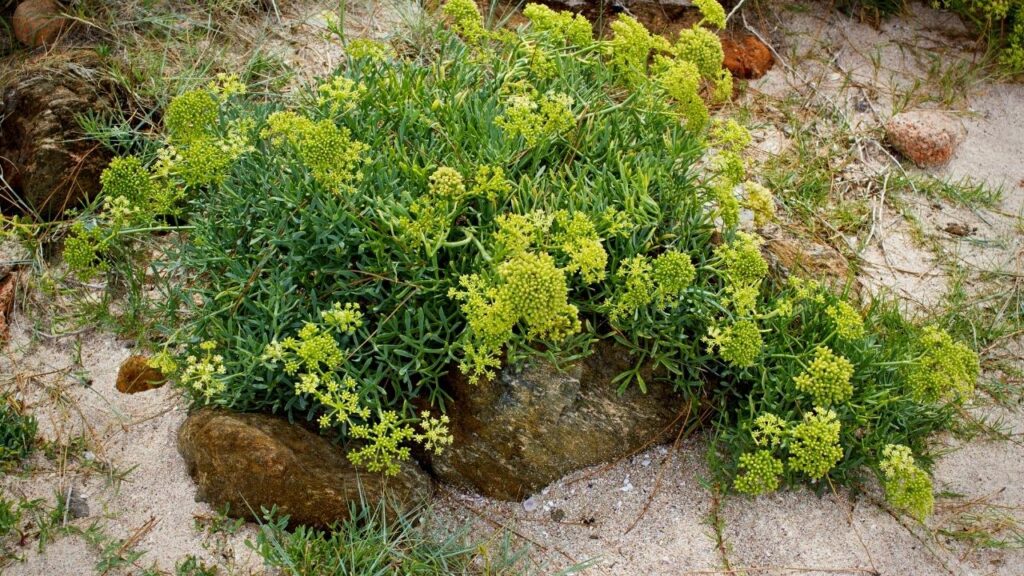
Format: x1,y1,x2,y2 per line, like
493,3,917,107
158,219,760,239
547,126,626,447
158,18,723,466
123,13,980,499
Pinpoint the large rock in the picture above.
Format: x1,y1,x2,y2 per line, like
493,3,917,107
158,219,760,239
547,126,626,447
178,409,433,528
429,342,690,501
885,111,964,168
0,50,117,218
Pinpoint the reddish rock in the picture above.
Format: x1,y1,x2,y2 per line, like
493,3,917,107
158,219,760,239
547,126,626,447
0,273,16,344
885,111,964,168
13,0,65,47
721,34,774,79
115,356,167,394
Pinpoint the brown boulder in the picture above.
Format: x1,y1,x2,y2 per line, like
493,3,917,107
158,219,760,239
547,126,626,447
428,342,691,501
115,356,167,394
762,232,852,290
178,409,433,527
13,0,66,47
0,50,118,219
722,34,774,79
885,111,964,168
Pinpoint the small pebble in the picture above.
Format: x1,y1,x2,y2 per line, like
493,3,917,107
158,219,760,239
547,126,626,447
522,496,539,512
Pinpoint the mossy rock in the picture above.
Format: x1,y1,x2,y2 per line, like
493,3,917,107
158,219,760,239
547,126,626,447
428,342,692,501
0,50,118,218
178,409,433,528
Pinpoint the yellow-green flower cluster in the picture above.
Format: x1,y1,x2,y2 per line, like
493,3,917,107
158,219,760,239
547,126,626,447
162,90,252,188
452,250,580,383
449,274,516,382
655,58,708,131
675,25,724,80
554,211,607,283
743,181,776,227
694,0,728,29
429,166,467,200
788,408,843,479
471,165,512,202
176,136,235,187
706,319,763,367
522,3,592,45
712,68,733,103
207,73,246,102
722,283,759,316
64,221,108,281
263,111,368,194
880,444,934,521
712,178,740,227
525,43,557,79
906,326,979,403
734,450,784,495
606,15,670,87
711,119,752,152
751,413,787,448
414,411,454,455
346,38,394,61
652,250,697,304
262,309,370,430
826,300,865,341
493,210,551,255
496,91,576,147
499,251,580,340
607,256,654,322
443,0,487,44
715,231,768,286
321,302,364,334
348,411,415,476
793,346,855,406
103,195,137,229
402,166,501,247
181,340,227,401
317,75,365,114
148,350,179,376
100,156,154,205
165,89,219,144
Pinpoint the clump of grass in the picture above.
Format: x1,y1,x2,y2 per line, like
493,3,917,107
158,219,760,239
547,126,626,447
0,397,36,467
887,172,1003,210
249,503,576,575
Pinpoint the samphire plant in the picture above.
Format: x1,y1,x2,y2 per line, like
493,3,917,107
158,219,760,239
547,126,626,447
65,0,978,521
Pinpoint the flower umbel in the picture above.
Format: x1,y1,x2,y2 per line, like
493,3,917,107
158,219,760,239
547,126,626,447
880,444,934,521
734,450,784,496
788,408,843,479
793,346,855,407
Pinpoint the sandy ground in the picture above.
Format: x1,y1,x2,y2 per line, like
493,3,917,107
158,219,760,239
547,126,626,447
1,1,1022,575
